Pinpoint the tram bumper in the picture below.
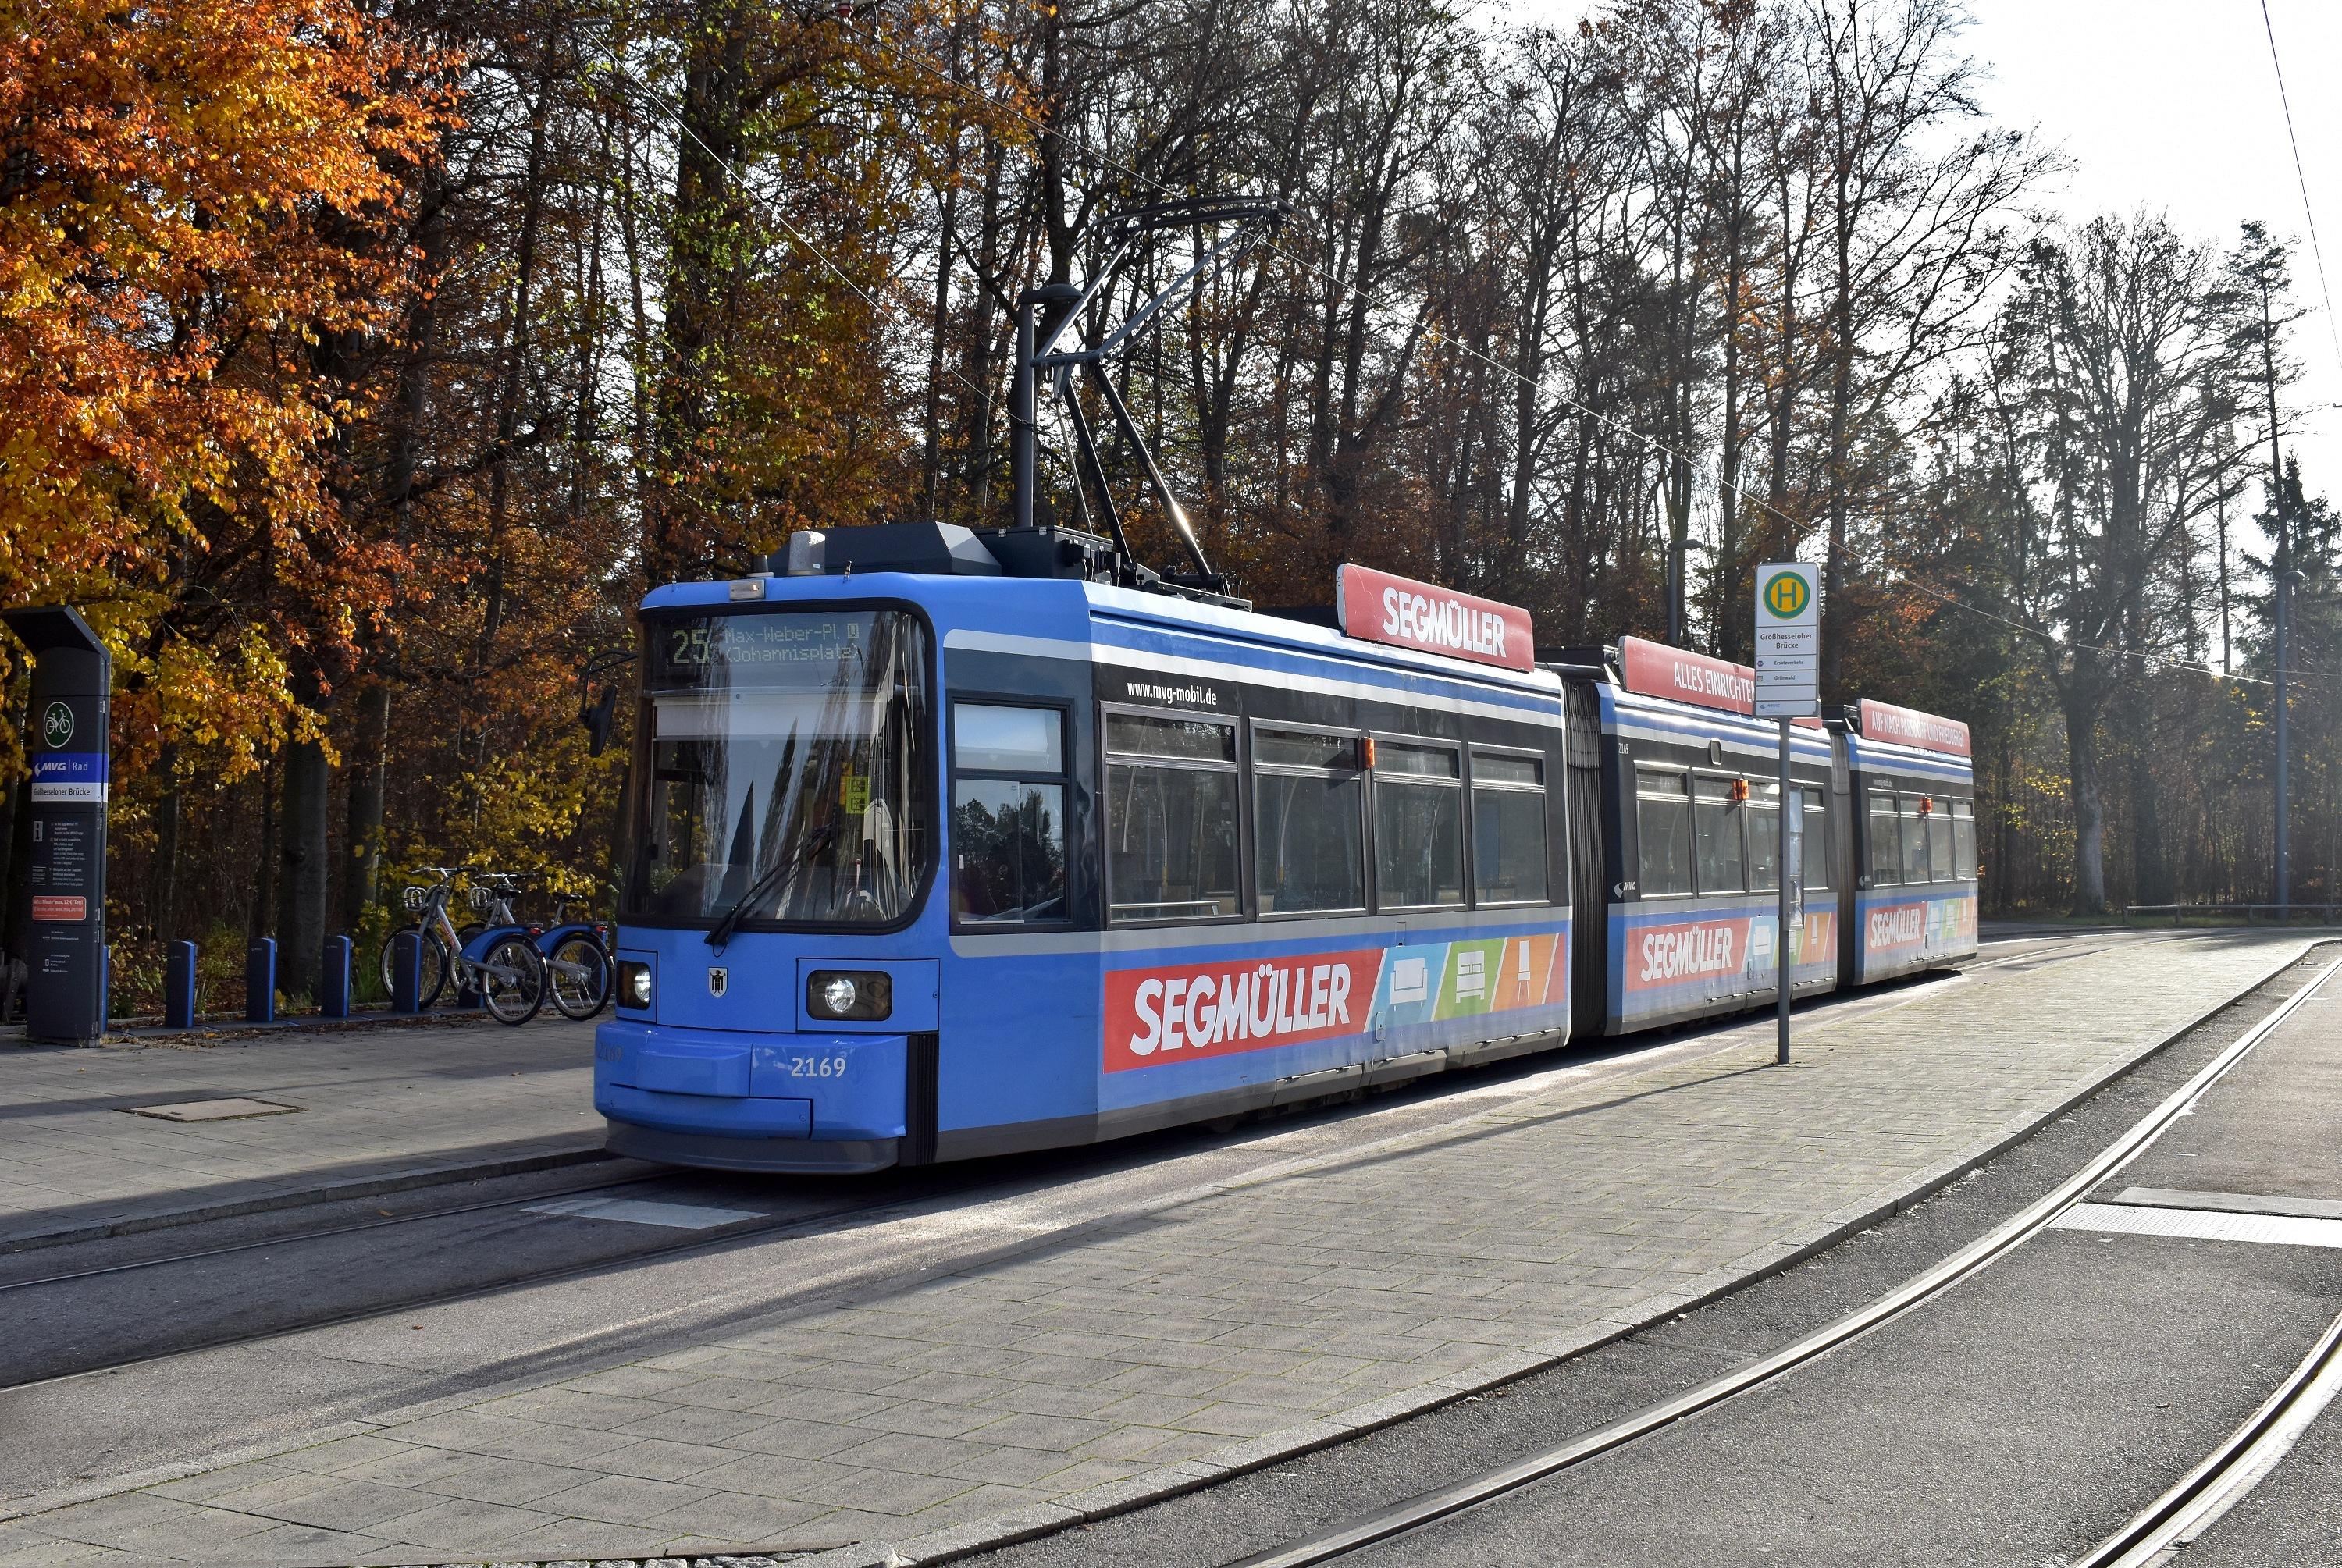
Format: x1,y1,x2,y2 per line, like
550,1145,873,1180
593,1019,913,1172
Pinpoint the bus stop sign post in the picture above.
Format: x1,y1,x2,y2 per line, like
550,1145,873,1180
1753,564,1819,1065
2,606,110,1045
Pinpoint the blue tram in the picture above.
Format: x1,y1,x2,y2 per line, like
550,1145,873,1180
1554,637,1842,1036
1836,697,1981,983
593,524,1977,1173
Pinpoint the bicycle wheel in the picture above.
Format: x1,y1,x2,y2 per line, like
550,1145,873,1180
418,934,451,1008
479,936,545,1026
376,927,450,1008
545,934,610,1021
452,922,487,1002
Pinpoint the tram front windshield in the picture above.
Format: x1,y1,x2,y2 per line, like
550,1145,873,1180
625,609,932,927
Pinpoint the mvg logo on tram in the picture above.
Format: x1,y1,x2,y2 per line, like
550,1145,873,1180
1105,951,1380,1072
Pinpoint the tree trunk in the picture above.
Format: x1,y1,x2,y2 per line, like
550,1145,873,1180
342,681,390,933
2124,665,2169,905
152,748,180,940
276,737,330,999
2064,695,2108,915
251,757,279,944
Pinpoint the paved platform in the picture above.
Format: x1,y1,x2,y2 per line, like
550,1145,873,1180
0,931,2318,1567
0,1015,603,1249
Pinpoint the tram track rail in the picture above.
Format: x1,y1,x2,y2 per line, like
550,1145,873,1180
0,1168,671,1295
1226,950,2342,1568
2073,1271,2342,1566
0,930,2137,1400
0,1175,937,1393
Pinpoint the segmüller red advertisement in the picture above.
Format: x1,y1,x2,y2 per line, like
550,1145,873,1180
1103,949,1383,1072
1335,564,1535,672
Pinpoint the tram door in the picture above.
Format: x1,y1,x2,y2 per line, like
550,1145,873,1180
1561,681,1610,1038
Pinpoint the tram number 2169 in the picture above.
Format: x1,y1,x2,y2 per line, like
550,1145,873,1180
785,1054,850,1079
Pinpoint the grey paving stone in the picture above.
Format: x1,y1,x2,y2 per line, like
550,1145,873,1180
586,1438,749,1483
0,1019,601,1246
408,1454,598,1507
529,1473,717,1526
639,1488,831,1539
8,934,2310,1568
243,1474,454,1532
724,1417,874,1461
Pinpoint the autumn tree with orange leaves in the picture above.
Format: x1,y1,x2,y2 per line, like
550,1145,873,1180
1,0,454,989
0,0,2332,1009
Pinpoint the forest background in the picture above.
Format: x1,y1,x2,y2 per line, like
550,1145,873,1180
3,0,2337,1009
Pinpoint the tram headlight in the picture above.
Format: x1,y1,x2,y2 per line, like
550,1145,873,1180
807,969,892,1022
617,958,653,1011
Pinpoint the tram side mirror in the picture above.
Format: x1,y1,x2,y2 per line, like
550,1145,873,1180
582,686,618,757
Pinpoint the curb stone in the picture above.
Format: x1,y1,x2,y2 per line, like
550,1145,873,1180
0,1146,618,1253
781,939,2330,1568
9,939,2321,1568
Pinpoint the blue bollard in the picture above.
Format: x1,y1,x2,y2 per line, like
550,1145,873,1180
245,938,276,1024
390,930,423,1015
166,945,200,1029
166,940,198,1029
320,935,352,1019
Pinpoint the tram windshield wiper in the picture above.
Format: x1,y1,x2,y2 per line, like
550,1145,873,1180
705,820,838,953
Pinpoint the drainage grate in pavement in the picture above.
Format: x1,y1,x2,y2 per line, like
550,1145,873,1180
123,1097,304,1122
523,1195,766,1229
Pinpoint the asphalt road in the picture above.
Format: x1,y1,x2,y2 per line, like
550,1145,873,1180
0,926,2273,1538
963,944,2342,1568
2,962,1963,1506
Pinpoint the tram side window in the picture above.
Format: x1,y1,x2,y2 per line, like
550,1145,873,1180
1694,776,1748,894
1636,767,1693,898
1255,727,1366,913
1952,798,1977,880
1803,793,1832,890
1104,711,1240,923
1472,750,1549,905
1899,794,1931,883
1926,797,1955,884
1377,741,1465,908
1868,788,1902,884
951,702,1068,925
1746,780,1781,892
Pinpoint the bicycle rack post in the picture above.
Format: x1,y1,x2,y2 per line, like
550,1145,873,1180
320,936,352,1019
245,938,276,1024
165,940,198,1029
390,930,423,1015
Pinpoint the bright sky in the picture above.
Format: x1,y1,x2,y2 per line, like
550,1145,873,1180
1968,0,2342,527
1500,0,2342,539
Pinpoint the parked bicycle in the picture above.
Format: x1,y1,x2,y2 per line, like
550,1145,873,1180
380,868,610,1022
378,867,547,1025
536,892,611,1022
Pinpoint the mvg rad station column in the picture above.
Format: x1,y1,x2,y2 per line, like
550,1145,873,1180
4,606,110,1044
